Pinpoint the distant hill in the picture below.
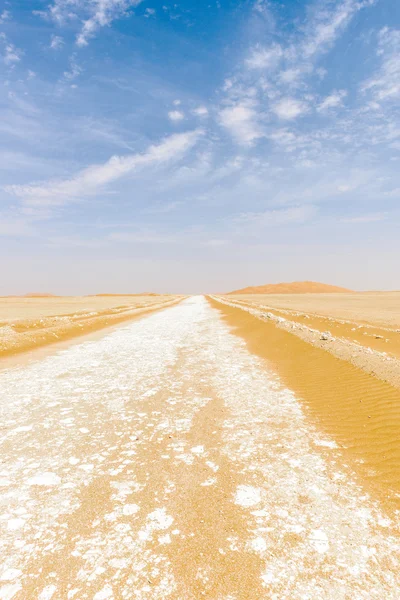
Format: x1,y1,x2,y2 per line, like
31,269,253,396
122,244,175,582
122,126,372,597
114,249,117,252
227,281,353,294
87,293,160,297
23,293,57,298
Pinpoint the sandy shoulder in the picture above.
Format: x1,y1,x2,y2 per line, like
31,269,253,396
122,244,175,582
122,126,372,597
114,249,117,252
0,295,183,362
210,295,400,508
215,295,400,390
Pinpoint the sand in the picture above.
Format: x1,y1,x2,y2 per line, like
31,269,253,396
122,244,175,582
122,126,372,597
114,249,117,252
2,297,400,598
0,295,169,321
228,281,353,295
217,293,400,388
0,295,182,360
229,292,400,329
211,296,400,509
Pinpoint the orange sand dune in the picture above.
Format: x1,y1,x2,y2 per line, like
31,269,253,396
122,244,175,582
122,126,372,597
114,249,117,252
228,280,353,295
23,293,58,298
0,293,59,298
88,293,160,297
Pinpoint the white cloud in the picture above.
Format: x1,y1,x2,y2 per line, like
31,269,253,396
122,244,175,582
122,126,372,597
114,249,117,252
245,44,282,69
0,10,10,24
317,90,347,112
63,56,82,81
253,0,270,15
42,0,143,47
144,8,155,18
50,35,64,50
5,130,202,207
173,99,181,106
168,110,185,122
219,102,262,145
77,0,143,46
224,0,374,140
272,97,308,120
2,37,22,66
301,0,374,60
279,68,304,85
192,106,208,117
361,28,400,102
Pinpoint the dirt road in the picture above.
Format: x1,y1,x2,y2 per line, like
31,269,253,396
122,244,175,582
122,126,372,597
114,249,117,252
1,297,399,599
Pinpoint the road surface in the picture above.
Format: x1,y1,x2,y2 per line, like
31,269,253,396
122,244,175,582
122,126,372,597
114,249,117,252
1,297,399,600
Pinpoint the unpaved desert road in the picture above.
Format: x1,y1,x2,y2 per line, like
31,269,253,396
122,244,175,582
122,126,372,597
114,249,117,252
1,297,400,600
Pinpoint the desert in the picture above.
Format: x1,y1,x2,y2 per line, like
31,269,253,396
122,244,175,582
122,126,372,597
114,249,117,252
0,294,181,360
2,0,400,595
1,288,400,599
228,288,400,329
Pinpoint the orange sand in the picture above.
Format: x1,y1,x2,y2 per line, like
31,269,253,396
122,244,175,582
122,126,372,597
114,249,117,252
210,296,400,509
228,281,353,295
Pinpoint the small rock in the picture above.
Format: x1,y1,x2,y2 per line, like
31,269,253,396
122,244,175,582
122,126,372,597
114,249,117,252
320,331,331,341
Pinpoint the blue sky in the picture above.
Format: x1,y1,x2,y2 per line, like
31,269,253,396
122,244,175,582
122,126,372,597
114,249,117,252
1,0,399,293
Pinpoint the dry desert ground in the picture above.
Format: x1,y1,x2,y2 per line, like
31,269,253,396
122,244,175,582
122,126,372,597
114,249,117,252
1,293,400,599
229,291,400,328
0,294,181,360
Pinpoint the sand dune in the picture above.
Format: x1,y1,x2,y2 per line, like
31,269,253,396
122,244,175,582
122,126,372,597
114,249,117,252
88,293,160,297
228,280,353,294
23,293,58,298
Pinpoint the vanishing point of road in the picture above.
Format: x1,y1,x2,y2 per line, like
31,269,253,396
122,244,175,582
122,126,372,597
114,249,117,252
1,297,400,600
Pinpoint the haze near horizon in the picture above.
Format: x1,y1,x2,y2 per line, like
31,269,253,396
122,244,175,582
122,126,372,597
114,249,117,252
1,0,399,294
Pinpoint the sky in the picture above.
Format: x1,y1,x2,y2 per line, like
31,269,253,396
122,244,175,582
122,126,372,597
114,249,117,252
0,0,399,294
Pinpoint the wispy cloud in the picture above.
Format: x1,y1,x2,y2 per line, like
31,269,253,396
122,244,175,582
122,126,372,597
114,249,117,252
76,0,143,47
1,34,23,66
0,0,398,293
192,106,209,117
41,0,143,47
50,34,64,50
5,130,203,207
4,44,21,65
62,55,82,81
218,0,375,143
300,0,375,60
245,44,283,69
0,10,10,24
317,90,347,112
361,27,400,103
